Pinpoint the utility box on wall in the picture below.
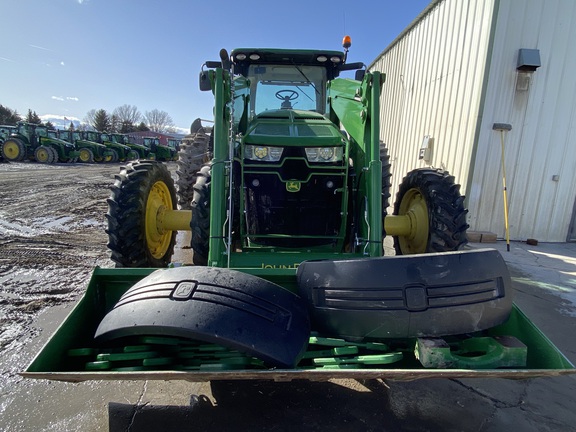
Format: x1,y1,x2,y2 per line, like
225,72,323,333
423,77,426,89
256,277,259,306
517,48,541,71
419,135,433,163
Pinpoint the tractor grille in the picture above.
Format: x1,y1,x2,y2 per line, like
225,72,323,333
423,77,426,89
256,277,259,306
244,172,344,247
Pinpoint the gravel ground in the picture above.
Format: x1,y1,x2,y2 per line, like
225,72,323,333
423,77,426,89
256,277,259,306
0,161,575,431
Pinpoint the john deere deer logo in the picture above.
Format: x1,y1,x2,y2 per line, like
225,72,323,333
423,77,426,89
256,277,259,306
286,181,301,192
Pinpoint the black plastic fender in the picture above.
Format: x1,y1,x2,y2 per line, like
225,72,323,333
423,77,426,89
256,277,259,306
95,267,310,368
297,248,513,340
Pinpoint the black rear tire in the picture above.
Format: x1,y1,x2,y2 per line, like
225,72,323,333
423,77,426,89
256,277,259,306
176,131,212,210
191,164,211,266
2,138,26,162
106,160,177,267
393,168,468,255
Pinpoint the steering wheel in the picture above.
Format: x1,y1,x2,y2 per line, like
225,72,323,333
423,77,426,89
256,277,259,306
275,90,299,101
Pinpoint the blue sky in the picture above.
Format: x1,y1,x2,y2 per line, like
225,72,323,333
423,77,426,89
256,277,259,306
0,0,430,132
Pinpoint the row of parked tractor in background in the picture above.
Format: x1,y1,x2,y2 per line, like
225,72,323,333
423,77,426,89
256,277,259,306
0,122,181,164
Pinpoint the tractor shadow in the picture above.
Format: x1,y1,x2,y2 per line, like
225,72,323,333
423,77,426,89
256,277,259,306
108,379,412,431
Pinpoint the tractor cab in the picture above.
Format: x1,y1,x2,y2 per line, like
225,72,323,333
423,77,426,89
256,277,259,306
143,137,159,150
228,48,362,121
16,122,34,140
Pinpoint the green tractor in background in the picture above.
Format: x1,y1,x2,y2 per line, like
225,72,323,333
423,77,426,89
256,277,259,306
142,136,178,161
58,130,113,163
24,39,575,380
167,137,182,152
1,122,79,163
98,132,138,162
111,133,154,160
0,125,16,162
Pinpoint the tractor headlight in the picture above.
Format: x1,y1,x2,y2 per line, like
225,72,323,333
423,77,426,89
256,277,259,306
305,147,343,163
245,145,284,162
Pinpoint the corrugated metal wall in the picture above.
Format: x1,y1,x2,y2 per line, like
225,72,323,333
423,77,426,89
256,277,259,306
369,0,496,211
370,0,576,242
469,0,576,242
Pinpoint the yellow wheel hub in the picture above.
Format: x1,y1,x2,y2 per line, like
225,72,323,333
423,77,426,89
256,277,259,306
145,180,173,259
36,148,50,162
396,188,429,254
3,141,21,159
79,149,91,162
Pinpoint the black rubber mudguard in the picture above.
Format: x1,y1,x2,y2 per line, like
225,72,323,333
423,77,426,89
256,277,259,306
95,267,310,368
297,248,513,340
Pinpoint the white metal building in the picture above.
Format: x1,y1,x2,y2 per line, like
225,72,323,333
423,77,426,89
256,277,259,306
369,0,576,242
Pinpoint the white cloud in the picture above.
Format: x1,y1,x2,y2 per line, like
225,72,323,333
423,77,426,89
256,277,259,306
0,56,15,62
29,44,53,52
77,0,89,4
51,96,64,101
66,97,79,101
174,126,189,135
60,61,65,66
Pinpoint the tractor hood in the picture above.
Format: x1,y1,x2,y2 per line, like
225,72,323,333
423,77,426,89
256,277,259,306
244,110,344,146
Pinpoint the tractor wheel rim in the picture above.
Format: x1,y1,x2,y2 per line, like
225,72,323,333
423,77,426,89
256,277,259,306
4,142,20,159
145,180,173,259
79,149,90,162
37,148,49,162
398,188,429,254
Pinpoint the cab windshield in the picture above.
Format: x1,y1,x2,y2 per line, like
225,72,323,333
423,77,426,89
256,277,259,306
247,64,326,115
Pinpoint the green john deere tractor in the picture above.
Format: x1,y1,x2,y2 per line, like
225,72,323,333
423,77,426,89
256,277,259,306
25,40,574,381
111,133,154,159
58,130,113,163
167,137,181,152
1,122,79,163
0,125,16,162
143,136,178,161
97,132,137,162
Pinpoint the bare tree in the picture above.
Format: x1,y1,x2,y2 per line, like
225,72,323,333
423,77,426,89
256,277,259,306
144,109,175,133
109,114,121,133
83,109,97,129
113,104,142,125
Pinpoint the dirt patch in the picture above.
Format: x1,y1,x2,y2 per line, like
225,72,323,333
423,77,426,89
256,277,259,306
0,161,177,352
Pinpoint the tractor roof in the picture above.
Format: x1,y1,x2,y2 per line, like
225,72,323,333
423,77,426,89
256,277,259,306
230,48,345,66
230,48,354,79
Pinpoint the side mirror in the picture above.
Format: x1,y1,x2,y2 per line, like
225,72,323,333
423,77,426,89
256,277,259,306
199,71,212,91
355,69,365,81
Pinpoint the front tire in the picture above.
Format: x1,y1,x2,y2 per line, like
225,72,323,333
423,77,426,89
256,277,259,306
47,147,59,162
393,168,468,255
108,149,119,162
78,148,95,163
34,146,55,164
106,161,177,267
